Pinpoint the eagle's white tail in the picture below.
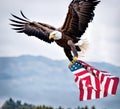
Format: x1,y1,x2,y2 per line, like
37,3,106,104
75,38,89,58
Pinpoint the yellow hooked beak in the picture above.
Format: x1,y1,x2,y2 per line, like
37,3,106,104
49,34,55,39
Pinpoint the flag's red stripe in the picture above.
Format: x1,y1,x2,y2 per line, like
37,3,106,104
96,90,100,99
74,76,78,82
87,87,92,100
100,73,105,83
73,60,119,101
111,77,119,94
79,79,84,101
75,70,87,77
104,78,110,96
95,76,101,91
94,78,100,98
95,70,100,79
79,89,84,101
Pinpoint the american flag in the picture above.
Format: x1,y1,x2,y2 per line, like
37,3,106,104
69,60,119,101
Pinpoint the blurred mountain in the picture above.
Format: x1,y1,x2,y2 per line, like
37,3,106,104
0,55,120,109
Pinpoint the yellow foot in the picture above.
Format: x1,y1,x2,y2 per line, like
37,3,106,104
68,61,73,68
73,57,78,62
68,57,78,68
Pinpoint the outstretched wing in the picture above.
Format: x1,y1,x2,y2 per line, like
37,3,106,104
61,0,100,39
10,11,56,43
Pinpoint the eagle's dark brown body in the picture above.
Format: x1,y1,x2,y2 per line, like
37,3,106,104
55,32,80,61
55,33,76,48
10,0,100,62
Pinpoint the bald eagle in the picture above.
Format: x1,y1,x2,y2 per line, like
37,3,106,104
10,0,100,66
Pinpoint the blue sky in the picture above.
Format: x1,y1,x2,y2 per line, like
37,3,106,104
0,0,120,66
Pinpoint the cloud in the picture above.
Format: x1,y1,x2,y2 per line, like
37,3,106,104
0,0,120,66
83,0,120,66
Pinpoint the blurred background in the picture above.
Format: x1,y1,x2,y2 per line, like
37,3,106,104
0,0,120,109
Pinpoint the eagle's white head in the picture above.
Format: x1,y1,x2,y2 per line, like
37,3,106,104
49,30,62,40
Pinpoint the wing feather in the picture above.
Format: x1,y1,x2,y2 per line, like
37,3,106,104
9,19,26,24
20,10,29,20
10,11,56,43
10,24,24,27
61,0,100,40
12,27,24,30
11,14,29,22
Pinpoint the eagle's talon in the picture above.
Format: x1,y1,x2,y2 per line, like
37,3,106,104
68,61,73,68
73,57,78,62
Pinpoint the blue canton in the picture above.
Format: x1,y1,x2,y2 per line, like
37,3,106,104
69,61,83,72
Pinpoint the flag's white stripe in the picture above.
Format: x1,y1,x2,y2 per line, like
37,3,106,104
93,69,97,74
72,68,86,75
80,73,91,79
99,71,102,82
91,89,96,99
100,72,111,76
101,76,108,92
83,89,88,101
75,72,91,80
72,61,119,101
82,80,88,101
101,76,116,80
100,90,104,98
108,79,114,94
108,76,117,78
98,71,109,76
100,83,102,92
90,74,97,90
101,74,108,85
76,73,92,88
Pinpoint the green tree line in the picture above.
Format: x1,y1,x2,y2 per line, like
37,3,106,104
1,98,96,109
